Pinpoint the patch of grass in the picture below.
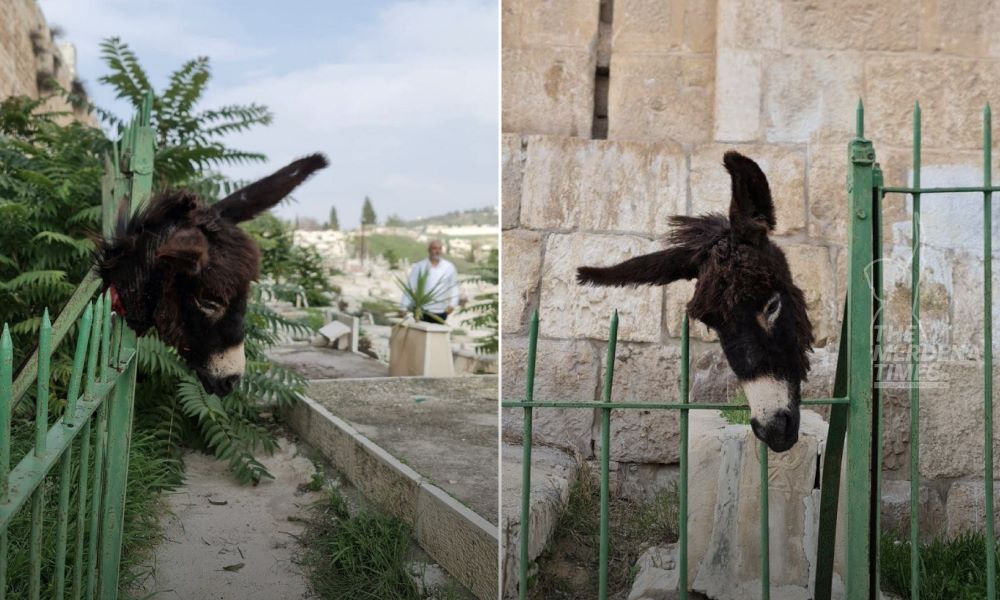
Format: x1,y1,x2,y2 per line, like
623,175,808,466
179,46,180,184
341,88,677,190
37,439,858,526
288,307,327,332
723,389,750,425
304,488,426,600
880,530,1000,599
528,466,679,599
2,425,180,598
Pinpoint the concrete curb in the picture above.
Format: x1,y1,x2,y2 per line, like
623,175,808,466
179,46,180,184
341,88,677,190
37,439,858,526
284,395,498,600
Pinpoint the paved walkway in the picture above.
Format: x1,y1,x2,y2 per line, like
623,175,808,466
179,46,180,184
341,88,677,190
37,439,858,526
307,375,498,524
267,343,388,380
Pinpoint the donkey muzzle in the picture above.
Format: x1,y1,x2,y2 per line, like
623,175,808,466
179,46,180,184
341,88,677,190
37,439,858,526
743,376,800,453
195,342,246,397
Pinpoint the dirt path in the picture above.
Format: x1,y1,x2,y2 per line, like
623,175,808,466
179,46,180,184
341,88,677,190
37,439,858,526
136,438,322,600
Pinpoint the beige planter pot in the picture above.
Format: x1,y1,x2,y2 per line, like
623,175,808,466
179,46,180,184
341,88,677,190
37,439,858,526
389,319,455,377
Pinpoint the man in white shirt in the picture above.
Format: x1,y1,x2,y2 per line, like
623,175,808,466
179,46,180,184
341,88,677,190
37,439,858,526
400,240,460,323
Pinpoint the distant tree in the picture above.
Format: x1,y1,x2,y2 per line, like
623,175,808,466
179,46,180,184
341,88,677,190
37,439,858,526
385,213,405,227
328,206,339,231
384,248,399,270
362,196,377,226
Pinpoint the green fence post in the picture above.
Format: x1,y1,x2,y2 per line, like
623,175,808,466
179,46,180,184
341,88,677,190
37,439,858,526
0,324,11,599
678,316,689,600
598,311,618,600
846,99,877,599
96,327,137,599
909,102,922,600
518,310,538,600
984,102,996,600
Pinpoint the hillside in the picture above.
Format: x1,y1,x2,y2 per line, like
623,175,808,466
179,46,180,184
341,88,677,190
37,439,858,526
400,206,497,228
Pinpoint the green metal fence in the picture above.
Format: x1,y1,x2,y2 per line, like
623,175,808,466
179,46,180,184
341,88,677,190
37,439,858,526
0,94,153,599
502,100,998,599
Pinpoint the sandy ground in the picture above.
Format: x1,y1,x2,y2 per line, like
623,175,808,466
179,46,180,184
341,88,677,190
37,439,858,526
136,439,322,600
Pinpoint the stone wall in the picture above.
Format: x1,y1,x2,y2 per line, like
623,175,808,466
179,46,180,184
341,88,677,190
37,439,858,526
502,0,1000,524
0,0,93,124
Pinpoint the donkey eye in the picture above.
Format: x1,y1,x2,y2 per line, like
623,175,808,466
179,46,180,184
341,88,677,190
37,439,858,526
760,293,782,332
195,297,224,315
764,295,781,316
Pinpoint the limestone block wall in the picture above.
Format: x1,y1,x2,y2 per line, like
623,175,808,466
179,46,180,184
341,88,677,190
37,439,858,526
502,0,1000,493
0,0,93,124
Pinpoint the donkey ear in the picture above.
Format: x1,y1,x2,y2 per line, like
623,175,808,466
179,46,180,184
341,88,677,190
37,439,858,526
212,154,329,223
723,151,775,243
156,227,209,275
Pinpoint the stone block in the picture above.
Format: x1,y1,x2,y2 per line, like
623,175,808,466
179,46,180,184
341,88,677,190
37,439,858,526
627,545,679,600
880,479,946,542
501,230,543,335
781,0,919,51
919,0,1000,57
615,463,680,502
607,53,714,145
945,479,1000,539
539,233,666,342
713,49,762,142
763,52,864,144
501,336,598,457
780,243,837,347
807,143,848,244
716,0,781,50
596,343,683,464
520,136,686,235
690,143,807,234
502,0,600,50
612,0,716,55
502,134,523,229
880,362,1000,480
501,443,580,598
502,45,596,137
687,410,846,599
865,56,1000,151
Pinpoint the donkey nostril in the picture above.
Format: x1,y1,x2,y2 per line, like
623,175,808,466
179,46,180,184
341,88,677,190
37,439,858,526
215,374,240,396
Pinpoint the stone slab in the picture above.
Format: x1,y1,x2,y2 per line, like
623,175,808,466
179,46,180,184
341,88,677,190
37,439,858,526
520,135,686,236
284,388,499,599
501,443,580,599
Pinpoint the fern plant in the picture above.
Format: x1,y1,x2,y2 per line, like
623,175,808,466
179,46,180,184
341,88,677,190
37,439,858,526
97,37,272,189
95,38,317,483
462,249,498,354
0,40,318,484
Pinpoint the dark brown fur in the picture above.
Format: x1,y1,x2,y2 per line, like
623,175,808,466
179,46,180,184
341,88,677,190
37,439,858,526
577,151,814,451
96,154,328,395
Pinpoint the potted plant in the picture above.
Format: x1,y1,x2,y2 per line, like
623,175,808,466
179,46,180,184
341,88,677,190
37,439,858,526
388,268,456,376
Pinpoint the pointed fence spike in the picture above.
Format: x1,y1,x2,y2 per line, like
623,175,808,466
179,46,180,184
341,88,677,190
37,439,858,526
856,98,864,138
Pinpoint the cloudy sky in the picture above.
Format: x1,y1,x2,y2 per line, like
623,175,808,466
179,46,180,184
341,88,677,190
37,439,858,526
38,0,499,227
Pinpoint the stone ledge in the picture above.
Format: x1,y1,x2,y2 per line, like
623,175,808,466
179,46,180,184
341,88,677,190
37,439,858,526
284,395,499,600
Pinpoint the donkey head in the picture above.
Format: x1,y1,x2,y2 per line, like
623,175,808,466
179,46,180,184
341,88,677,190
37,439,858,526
577,151,813,452
97,154,328,396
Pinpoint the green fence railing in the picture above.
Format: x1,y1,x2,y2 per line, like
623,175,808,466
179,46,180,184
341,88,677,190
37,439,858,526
0,93,153,600
503,101,998,600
